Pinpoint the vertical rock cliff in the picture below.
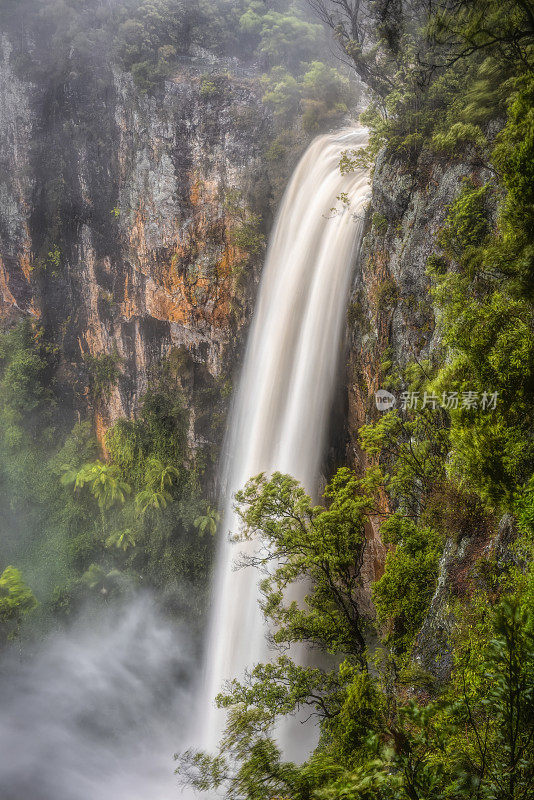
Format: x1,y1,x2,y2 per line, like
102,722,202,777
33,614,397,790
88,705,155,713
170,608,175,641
345,145,497,675
0,38,36,322
0,35,272,448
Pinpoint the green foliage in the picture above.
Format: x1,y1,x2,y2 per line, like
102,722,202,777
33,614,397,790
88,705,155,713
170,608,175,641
84,351,121,404
492,75,534,298
339,142,377,174
375,276,397,311
105,373,189,488
80,563,123,597
299,61,351,133
176,436,534,800
357,399,448,653
105,528,137,552
359,406,449,517
371,212,388,235
0,566,37,642
0,322,211,621
194,505,220,536
0,323,97,595
240,4,323,72
0,320,53,449
514,476,534,536
373,518,441,650
112,0,344,106
324,0,533,163
101,380,210,587
322,666,383,765
261,60,352,133
428,172,534,506
437,180,490,259
230,221,265,257
135,457,179,513
179,595,534,800
346,294,368,330
224,189,265,262
444,598,534,800
261,66,301,122
234,468,373,658
431,122,486,154
257,17,533,794
116,0,194,91
177,468,387,796
42,245,62,275
199,77,218,98
70,461,131,510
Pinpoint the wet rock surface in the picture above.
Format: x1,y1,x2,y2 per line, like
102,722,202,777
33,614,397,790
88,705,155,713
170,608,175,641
0,39,272,452
345,147,496,656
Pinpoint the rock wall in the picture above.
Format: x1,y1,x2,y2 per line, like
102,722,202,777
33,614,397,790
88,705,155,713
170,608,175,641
345,145,496,671
0,35,272,448
0,39,36,323
346,148,489,460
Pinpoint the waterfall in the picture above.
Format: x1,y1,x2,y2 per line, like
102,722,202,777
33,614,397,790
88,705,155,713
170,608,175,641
198,128,369,755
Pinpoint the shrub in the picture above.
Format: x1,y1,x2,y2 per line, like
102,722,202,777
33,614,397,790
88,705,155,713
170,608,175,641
85,351,121,404
373,518,442,649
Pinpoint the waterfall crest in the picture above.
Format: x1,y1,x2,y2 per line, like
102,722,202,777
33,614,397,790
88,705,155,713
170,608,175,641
199,128,369,753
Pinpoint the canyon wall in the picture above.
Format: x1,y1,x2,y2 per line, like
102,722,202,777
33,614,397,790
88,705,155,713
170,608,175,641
345,145,498,676
0,36,272,450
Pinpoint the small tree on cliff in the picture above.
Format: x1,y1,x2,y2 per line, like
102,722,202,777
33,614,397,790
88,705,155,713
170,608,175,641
232,468,372,661
64,460,131,511
176,467,379,796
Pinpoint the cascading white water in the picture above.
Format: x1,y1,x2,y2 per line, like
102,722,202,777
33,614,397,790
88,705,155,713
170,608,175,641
199,128,369,754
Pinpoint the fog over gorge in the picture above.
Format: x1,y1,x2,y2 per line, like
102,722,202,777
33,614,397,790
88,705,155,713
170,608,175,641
0,597,192,799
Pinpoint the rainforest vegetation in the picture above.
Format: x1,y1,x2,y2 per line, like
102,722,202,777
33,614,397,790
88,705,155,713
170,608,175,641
174,1,534,798
0,0,533,798
0,321,214,631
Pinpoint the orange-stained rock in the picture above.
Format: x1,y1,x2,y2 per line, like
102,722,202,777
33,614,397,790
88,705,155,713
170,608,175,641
0,49,270,437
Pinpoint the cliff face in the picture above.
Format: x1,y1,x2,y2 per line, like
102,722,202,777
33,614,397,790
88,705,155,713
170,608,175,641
346,148,487,456
0,36,271,446
345,146,496,675
0,39,35,322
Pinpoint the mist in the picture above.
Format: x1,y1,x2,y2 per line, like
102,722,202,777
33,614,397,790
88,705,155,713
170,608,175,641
0,596,193,800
